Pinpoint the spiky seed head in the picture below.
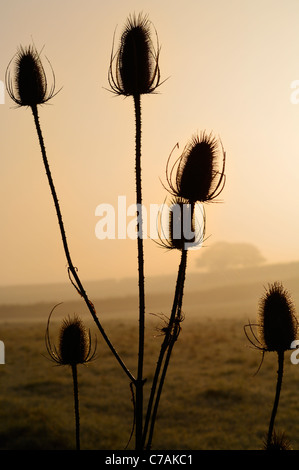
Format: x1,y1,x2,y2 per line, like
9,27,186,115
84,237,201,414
58,315,90,366
166,132,226,204
258,282,298,353
109,13,161,96
263,430,293,450
45,307,96,367
6,44,56,107
156,196,205,251
169,197,195,251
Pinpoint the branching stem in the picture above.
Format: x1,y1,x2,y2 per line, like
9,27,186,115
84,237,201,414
30,104,135,384
143,248,188,449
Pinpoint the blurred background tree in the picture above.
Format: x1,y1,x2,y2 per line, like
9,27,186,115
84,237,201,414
196,241,266,271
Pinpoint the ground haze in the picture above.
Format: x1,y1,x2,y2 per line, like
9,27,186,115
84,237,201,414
1,261,299,449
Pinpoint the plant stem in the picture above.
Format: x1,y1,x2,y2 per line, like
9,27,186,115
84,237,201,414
146,323,178,450
30,104,135,384
71,364,80,450
143,248,188,449
133,93,145,450
267,350,284,449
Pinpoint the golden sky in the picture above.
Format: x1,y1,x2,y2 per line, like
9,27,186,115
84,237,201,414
1,0,299,286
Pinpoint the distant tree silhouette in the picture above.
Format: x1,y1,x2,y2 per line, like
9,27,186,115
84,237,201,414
196,241,265,271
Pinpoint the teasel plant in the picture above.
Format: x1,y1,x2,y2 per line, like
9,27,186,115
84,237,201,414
108,12,162,450
244,282,298,450
5,44,135,387
262,430,293,451
142,132,226,449
164,132,226,204
45,306,97,450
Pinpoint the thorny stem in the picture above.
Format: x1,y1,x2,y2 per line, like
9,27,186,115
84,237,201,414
30,104,135,384
146,322,179,450
266,350,284,449
143,248,188,449
133,93,146,451
71,364,80,450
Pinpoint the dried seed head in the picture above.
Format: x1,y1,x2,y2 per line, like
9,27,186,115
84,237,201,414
59,316,90,366
258,282,297,353
166,132,226,203
156,197,206,251
109,13,161,96
168,198,195,251
263,430,292,450
6,44,56,107
45,307,96,366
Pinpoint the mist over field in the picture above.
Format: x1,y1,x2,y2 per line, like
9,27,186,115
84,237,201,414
3,0,299,451
2,247,299,449
2,257,299,323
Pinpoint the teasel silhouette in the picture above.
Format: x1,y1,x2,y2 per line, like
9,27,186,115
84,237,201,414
143,133,224,449
108,13,161,96
262,430,292,450
45,306,97,450
165,132,226,204
108,13,162,450
155,196,206,252
244,282,298,450
6,45,57,107
5,44,135,385
142,199,195,449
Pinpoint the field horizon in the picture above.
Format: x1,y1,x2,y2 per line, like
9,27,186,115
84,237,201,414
1,260,299,450
1,259,299,323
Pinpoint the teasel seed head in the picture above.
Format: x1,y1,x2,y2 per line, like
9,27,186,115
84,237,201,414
168,197,195,251
108,13,161,96
166,132,226,204
156,196,206,251
258,282,298,353
6,44,57,107
263,430,292,450
45,307,96,366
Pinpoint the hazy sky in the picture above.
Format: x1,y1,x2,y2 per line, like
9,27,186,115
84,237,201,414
1,0,299,287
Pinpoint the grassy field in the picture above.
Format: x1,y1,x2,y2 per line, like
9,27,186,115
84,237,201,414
1,289,299,451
